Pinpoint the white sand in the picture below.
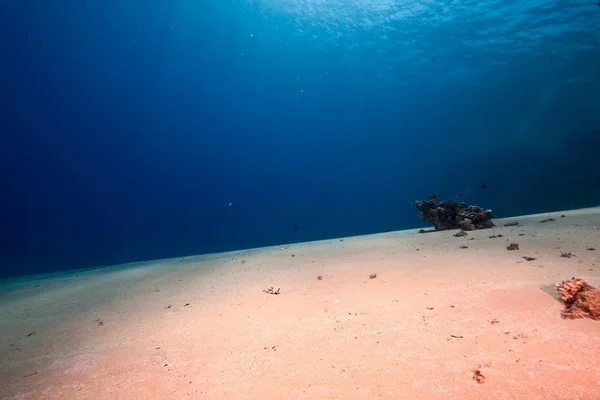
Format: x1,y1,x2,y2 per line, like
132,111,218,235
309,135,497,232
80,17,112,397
1,208,599,399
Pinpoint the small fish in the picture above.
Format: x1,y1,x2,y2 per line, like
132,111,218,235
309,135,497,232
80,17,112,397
480,184,487,189
293,225,298,232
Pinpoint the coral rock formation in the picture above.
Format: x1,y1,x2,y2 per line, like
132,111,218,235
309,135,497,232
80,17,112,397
555,278,600,320
415,194,494,231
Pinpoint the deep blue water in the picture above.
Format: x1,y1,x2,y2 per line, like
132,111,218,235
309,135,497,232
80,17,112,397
1,0,599,279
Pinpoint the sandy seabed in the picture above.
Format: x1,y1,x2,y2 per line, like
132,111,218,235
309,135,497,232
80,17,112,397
1,208,599,400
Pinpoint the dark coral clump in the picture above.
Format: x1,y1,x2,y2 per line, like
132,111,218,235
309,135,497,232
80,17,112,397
415,193,494,231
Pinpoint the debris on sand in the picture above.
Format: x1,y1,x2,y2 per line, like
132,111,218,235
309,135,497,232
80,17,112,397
473,369,485,384
263,287,281,295
506,243,519,251
555,278,600,320
415,194,494,231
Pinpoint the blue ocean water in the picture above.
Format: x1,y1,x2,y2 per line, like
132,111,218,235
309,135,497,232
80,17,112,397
0,0,598,278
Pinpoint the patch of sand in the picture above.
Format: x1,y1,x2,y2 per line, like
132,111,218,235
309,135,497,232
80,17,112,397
1,208,599,399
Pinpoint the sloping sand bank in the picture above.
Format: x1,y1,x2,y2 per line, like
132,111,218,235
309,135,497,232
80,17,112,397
1,208,599,399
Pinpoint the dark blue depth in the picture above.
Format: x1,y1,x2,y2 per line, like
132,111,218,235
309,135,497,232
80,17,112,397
1,0,598,278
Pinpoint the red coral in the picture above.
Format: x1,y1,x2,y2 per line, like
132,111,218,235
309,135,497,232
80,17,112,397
555,278,600,320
